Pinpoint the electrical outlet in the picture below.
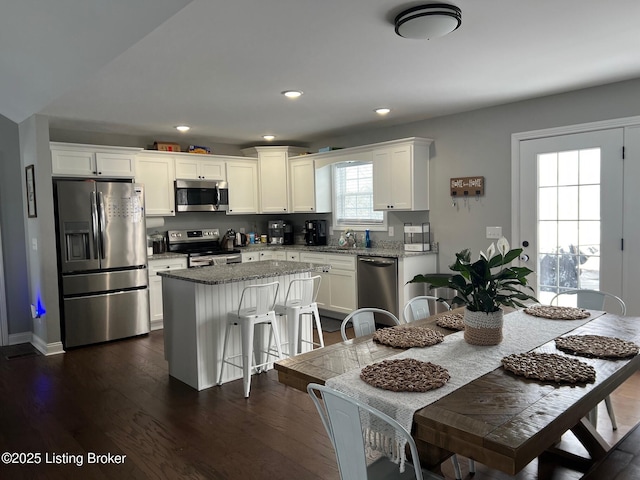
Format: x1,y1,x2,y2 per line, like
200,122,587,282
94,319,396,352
31,238,37,250
486,226,502,239
388,226,394,237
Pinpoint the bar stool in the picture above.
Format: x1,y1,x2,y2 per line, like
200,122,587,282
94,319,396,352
218,281,283,398
274,275,324,356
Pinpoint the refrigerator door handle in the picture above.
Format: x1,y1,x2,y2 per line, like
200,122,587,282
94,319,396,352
98,191,106,260
90,191,100,259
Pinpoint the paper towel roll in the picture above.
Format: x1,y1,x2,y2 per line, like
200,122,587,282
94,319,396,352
146,217,165,229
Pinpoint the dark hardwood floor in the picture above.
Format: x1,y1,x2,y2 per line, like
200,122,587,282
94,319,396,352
0,330,638,479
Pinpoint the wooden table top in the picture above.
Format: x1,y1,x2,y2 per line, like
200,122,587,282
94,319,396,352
274,309,640,475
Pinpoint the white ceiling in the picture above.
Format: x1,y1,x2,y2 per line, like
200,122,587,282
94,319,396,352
5,0,640,147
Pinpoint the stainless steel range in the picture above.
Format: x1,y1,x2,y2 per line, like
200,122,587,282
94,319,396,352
167,229,241,267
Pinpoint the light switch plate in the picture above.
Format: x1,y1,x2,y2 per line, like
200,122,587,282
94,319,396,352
486,226,502,239
388,226,394,237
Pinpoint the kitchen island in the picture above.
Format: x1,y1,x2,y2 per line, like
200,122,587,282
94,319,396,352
158,260,330,391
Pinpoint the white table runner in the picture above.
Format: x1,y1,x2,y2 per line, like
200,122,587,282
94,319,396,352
326,309,602,471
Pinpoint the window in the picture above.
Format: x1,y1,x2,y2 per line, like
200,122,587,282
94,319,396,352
333,161,385,230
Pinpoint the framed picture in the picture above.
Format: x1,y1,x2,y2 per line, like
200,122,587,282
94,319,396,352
25,164,37,218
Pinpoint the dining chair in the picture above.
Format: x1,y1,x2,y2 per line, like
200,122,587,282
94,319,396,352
274,275,324,356
307,383,439,480
550,288,627,430
218,281,283,398
402,296,451,323
340,307,401,342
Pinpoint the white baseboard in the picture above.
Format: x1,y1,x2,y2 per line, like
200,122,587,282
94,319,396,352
31,334,65,356
150,319,164,331
8,331,32,345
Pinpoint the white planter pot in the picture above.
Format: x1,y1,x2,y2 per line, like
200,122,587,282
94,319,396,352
463,307,503,345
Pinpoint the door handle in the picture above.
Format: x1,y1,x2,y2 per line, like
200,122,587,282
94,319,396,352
97,191,106,259
90,192,99,259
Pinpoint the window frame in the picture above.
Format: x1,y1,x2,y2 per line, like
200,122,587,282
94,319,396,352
331,161,387,232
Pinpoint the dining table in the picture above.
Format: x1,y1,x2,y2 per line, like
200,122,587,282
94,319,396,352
274,308,640,476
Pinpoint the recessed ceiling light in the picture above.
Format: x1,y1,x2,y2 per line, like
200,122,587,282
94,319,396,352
282,90,303,98
263,135,275,141
175,125,190,132
375,108,391,115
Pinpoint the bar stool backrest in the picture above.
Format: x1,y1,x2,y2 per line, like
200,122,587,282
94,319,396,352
403,295,451,323
236,281,279,317
283,275,321,308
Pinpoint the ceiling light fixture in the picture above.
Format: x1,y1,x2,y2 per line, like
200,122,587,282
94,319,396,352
281,90,303,98
394,3,462,40
175,125,190,132
375,108,391,115
263,135,275,141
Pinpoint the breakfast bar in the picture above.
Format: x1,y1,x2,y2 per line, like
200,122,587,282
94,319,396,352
159,260,330,390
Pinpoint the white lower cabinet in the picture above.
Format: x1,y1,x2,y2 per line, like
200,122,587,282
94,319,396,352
260,250,287,261
148,256,187,329
285,250,300,262
299,252,356,314
241,251,259,263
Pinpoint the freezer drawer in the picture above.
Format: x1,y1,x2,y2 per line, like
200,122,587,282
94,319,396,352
62,268,147,296
63,288,150,348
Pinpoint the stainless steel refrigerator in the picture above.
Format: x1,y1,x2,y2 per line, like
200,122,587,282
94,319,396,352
54,179,150,348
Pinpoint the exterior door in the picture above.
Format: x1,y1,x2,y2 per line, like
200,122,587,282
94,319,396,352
518,129,624,307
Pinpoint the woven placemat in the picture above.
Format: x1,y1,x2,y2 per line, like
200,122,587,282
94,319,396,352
360,358,450,392
501,352,596,384
435,312,465,331
372,326,444,348
555,335,639,359
524,305,591,320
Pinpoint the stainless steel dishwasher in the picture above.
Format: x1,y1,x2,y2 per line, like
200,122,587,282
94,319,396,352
357,256,398,325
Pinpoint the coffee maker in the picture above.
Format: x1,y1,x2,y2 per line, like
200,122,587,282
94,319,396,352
268,220,285,244
304,219,327,246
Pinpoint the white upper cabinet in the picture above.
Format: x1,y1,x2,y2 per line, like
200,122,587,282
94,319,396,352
135,153,176,216
174,155,226,181
242,146,308,213
51,143,141,178
226,159,259,214
289,157,331,213
372,138,431,211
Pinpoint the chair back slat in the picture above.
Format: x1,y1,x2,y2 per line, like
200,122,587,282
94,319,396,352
238,281,279,316
340,308,401,341
403,296,451,323
283,275,321,307
307,383,424,480
550,289,626,315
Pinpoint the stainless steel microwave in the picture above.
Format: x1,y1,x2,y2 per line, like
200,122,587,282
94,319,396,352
175,180,229,212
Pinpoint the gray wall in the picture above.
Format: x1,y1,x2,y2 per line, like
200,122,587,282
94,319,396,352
308,78,640,270
19,115,59,346
0,114,31,336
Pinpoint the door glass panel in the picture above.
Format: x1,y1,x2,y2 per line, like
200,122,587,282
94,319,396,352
579,185,600,219
557,186,578,219
538,153,558,187
537,148,601,305
558,150,579,185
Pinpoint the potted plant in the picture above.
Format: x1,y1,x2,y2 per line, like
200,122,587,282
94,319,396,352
409,237,537,345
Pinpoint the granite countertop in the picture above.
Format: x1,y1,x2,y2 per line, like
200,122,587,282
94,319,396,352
157,260,331,285
147,252,188,260
238,244,436,258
